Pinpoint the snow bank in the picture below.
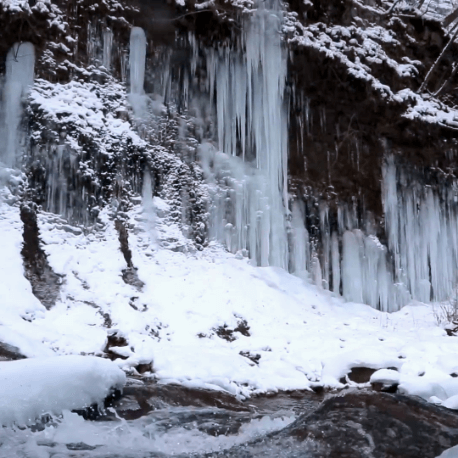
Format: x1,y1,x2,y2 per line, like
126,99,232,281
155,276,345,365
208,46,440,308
0,355,126,426
3,195,458,408
370,369,400,385
438,445,458,458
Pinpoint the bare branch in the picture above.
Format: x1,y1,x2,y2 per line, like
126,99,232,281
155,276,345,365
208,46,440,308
434,62,458,96
444,6,458,28
418,24,458,93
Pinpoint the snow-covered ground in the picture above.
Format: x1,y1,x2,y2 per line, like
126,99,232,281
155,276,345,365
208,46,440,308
2,182,458,414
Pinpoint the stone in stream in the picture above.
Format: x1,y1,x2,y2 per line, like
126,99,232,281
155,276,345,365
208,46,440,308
202,390,458,458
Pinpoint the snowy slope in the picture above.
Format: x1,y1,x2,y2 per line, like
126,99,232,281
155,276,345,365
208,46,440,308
2,184,458,410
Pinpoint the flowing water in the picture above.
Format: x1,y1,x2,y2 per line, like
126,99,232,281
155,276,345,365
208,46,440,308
0,383,321,458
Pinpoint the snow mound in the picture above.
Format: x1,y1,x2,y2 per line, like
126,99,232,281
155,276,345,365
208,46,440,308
370,369,400,385
0,355,126,426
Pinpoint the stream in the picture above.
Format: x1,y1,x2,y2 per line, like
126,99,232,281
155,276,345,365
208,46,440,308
1,378,458,458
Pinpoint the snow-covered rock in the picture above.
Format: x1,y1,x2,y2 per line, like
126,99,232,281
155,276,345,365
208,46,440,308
0,355,126,426
370,368,400,385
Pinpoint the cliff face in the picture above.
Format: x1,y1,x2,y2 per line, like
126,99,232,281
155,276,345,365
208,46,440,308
1,0,458,310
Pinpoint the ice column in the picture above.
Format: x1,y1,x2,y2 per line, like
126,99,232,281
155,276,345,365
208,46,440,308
129,27,147,117
204,0,289,269
103,28,113,70
142,169,157,247
291,201,310,277
1,42,35,168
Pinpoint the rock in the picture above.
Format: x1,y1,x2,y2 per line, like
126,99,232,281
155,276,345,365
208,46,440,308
0,342,26,361
214,319,251,342
20,204,62,309
206,391,458,458
109,380,251,421
104,332,129,360
339,366,377,384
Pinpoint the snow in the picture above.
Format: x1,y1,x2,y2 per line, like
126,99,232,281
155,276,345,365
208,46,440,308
29,79,142,146
0,355,126,426
2,1,458,448
2,185,458,410
370,368,400,385
440,445,458,458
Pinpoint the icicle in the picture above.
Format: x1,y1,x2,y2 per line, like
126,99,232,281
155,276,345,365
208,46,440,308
310,255,322,288
342,230,364,304
291,201,309,277
331,232,340,295
380,155,458,308
1,42,35,168
129,27,147,118
320,203,330,290
142,169,157,247
103,28,113,70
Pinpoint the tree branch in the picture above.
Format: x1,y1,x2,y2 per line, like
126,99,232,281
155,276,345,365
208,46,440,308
418,24,458,93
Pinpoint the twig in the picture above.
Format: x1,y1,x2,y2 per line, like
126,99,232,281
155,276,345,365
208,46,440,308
418,23,458,93
350,0,404,16
434,62,458,96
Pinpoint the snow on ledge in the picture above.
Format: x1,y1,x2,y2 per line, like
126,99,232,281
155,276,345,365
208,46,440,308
0,355,126,426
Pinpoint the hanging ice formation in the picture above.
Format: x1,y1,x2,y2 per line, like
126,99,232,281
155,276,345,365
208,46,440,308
129,27,147,118
142,169,158,248
103,28,113,70
200,0,290,269
382,156,458,305
0,42,35,168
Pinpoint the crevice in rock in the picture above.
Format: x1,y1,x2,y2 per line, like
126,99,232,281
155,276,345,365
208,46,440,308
20,203,62,309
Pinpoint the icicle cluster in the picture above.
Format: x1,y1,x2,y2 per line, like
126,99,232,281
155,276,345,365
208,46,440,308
383,156,458,305
201,0,289,268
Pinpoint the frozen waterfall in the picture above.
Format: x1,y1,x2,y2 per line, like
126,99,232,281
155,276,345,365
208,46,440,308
0,42,35,168
382,156,458,305
202,0,290,269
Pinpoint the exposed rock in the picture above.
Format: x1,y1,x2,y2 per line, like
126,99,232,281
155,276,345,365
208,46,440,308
104,331,129,360
109,380,251,421
239,351,261,365
206,391,458,458
339,366,378,384
20,204,62,308
115,219,145,290
215,319,251,342
135,362,153,374
0,342,26,361
445,322,458,336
